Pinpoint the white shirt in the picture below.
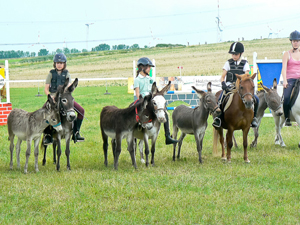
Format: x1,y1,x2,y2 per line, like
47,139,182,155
223,60,250,72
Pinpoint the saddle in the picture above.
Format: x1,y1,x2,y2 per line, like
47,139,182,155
289,79,300,108
220,85,237,113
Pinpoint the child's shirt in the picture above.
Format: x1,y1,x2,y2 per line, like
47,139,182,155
134,74,154,97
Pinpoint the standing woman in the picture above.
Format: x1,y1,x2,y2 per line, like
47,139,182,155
282,30,300,126
44,53,85,144
134,57,177,145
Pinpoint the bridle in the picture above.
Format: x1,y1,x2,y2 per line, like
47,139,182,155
134,99,152,124
238,79,255,105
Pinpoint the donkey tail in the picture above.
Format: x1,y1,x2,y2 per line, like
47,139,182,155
212,128,219,157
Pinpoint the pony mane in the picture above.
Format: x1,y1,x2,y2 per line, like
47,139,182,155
236,74,252,88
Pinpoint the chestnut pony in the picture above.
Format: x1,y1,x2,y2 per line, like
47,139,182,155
213,73,256,163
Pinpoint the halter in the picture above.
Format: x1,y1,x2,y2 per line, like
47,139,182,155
58,94,75,117
44,112,61,127
134,99,152,124
202,94,220,114
264,92,282,112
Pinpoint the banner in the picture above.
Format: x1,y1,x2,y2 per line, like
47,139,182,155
0,68,5,89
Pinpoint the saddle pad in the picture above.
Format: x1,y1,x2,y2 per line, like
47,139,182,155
223,93,234,112
290,79,300,108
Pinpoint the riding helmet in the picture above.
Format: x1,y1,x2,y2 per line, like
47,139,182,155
228,42,244,54
289,30,300,41
137,57,155,67
53,53,67,63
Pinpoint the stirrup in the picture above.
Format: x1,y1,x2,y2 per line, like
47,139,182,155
212,117,221,128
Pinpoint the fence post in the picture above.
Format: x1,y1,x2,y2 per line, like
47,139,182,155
5,60,10,103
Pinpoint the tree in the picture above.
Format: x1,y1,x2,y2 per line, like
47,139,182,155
30,52,36,57
71,48,80,53
117,44,129,50
82,49,88,52
130,44,139,49
63,48,70,54
92,43,110,51
56,48,63,54
38,49,49,56
144,45,149,48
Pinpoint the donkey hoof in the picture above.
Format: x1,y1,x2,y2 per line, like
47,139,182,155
141,159,145,164
221,157,227,161
298,143,300,148
281,143,286,147
244,159,250,163
35,169,39,173
24,170,28,174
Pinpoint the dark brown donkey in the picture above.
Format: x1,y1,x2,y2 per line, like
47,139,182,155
100,94,154,170
213,73,257,163
172,82,221,163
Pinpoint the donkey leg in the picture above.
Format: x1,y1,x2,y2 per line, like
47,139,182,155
172,126,178,161
250,127,259,148
103,136,109,167
128,135,137,169
177,133,186,160
56,137,62,171
9,135,15,169
24,139,32,174
34,138,40,172
138,140,145,164
53,141,57,164
65,134,72,170
151,136,158,166
16,138,22,169
143,136,150,167
114,137,122,170
42,144,48,166
111,139,116,162
195,132,205,164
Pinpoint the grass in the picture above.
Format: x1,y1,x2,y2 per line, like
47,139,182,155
0,85,300,224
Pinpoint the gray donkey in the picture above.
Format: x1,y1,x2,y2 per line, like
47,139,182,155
7,95,62,173
41,78,78,171
172,82,221,163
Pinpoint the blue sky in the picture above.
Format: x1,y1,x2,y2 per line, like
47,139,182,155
1,0,298,53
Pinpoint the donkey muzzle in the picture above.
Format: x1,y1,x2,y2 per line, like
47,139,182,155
67,111,76,122
53,123,63,132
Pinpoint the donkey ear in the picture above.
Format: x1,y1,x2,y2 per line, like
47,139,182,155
46,94,53,110
207,82,212,93
67,78,78,93
142,93,152,109
273,78,277,89
192,86,205,98
151,82,158,95
160,81,171,96
262,83,270,93
251,73,257,80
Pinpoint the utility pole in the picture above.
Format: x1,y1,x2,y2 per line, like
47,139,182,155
85,23,94,51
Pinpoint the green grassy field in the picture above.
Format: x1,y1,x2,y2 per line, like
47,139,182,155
0,85,299,224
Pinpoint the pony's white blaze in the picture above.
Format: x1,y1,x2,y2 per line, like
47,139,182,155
152,95,166,123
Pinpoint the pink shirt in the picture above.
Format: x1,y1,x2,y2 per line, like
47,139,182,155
286,51,300,79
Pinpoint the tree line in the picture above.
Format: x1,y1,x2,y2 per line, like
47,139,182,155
0,43,185,59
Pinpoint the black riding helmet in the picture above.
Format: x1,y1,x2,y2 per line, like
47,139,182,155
289,30,300,41
137,57,155,67
53,53,67,63
228,42,244,54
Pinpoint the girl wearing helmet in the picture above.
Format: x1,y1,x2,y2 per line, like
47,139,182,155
134,57,177,145
212,42,259,128
281,30,300,126
44,53,85,144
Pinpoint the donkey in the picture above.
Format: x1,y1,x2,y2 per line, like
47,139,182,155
7,95,62,173
172,82,221,163
250,79,283,147
133,81,171,167
100,94,154,170
41,78,78,171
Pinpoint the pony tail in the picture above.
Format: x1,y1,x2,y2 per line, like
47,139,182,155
136,66,143,77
